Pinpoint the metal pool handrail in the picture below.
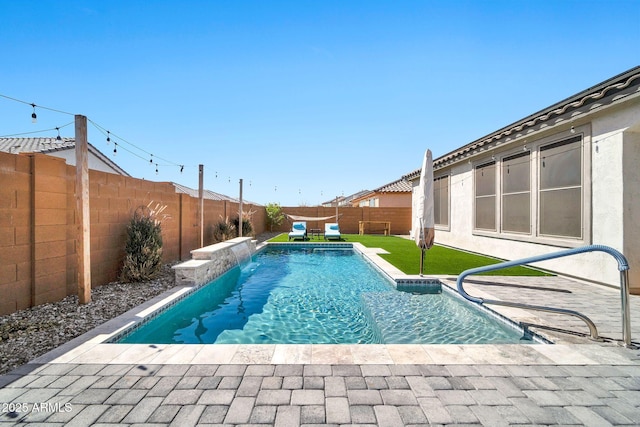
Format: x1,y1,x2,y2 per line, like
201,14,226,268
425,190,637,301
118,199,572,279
456,245,632,347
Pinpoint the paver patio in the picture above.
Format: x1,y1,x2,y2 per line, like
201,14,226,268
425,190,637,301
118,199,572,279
2,271,640,425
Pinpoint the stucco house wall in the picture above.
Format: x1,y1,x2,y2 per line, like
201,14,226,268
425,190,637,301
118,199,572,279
410,67,640,292
352,179,413,208
46,148,126,175
357,192,412,208
0,138,129,176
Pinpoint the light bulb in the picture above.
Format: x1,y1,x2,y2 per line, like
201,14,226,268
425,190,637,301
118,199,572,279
31,104,37,123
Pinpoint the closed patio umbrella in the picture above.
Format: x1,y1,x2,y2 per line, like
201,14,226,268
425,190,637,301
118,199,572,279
413,149,435,276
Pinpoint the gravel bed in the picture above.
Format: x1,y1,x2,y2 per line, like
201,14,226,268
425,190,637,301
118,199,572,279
0,233,280,376
0,264,176,376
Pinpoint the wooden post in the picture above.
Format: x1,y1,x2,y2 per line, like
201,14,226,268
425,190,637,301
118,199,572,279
238,179,243,237
75,115,91,304
199,164,204,248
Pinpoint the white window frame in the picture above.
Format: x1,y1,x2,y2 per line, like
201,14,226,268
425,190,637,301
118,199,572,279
501,150,532,235
471,125,591,247
434,174,451,230
473,161,497,232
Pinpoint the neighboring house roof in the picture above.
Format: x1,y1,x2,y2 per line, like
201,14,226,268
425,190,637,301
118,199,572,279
402,168,421,182
374,178,412,193
172,182,261,206
403,65,640,181
350,178,412,205
0,137,130,176
321,190,371,206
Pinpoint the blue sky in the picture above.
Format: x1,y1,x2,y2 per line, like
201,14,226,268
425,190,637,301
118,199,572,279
1,1,638,206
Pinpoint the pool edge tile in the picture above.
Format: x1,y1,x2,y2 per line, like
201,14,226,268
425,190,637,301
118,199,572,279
311,345,354,364
386,344,435,364
272,345,312,364
351,345,394,364
192,344,239,364
64,343,134,364
422,345,476,364
230,344,276,364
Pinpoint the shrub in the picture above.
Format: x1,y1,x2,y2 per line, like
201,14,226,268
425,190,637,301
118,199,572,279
120,202,167,282
213,216,235,242
265,202,285,232
232,216,253,237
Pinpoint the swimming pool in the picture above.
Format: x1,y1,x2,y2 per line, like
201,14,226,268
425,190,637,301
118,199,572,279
117,245,535,345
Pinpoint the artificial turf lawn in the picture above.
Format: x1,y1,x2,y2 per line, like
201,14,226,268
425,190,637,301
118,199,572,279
267,233,553,276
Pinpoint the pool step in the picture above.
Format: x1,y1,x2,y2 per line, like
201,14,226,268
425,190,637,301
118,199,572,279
395,278,442,294
361,292,436,344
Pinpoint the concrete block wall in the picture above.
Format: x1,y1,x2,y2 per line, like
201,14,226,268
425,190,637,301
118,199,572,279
0,153,34,314
33,155,73,307
0,151,267,315
0,149,403,315
87,169,182,288
268,206,411,235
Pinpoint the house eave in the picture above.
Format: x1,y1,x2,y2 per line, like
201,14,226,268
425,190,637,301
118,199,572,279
433,66,640,171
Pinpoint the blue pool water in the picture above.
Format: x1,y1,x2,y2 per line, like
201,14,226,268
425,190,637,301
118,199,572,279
118,245,532,344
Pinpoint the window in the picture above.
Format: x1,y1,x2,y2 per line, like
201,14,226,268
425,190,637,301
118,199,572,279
502,152,530,233
474,162,496,231
539,135,582,238
434,175,449,226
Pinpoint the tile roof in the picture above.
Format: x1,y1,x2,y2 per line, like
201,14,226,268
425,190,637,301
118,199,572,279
434,65,640,169
402,168,421,182
321,190,371,206
0,137,129,176
403,65,640,181
172,182,261,206
374,178,412,193
172,182,238,202
0,137,75,153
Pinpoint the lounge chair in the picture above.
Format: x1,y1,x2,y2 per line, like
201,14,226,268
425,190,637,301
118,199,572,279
288,221,307,241
324,223,341,240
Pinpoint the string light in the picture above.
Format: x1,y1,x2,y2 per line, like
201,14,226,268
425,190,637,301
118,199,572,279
88,119,187,172
1,93,274,196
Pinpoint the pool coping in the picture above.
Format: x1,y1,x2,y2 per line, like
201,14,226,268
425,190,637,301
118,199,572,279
26,242,640,367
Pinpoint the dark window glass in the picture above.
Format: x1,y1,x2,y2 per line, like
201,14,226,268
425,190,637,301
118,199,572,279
502,152,530,233
539,136,582,238
475,162,496,231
